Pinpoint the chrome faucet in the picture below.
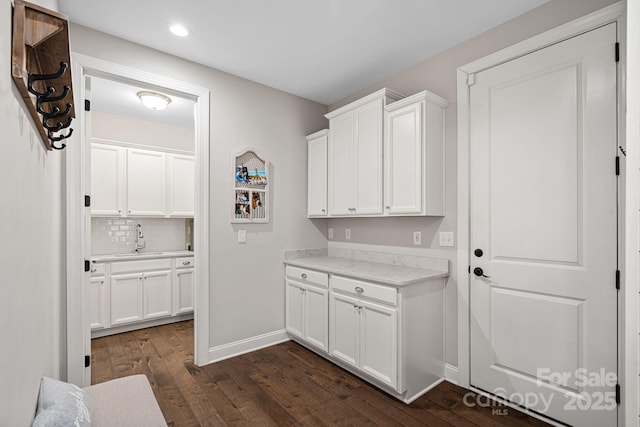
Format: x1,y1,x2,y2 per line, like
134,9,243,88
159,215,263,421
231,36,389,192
134,223,146,253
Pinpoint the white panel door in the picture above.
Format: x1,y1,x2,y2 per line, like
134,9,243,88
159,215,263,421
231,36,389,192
87,276,108,330
307,133,328,217
143,270,172,319
91,144,125,216
360,300,397,389
175,268,194,314
328,113,354,215
304,285,328,352
329,292,359,368
110,273,143,325
168,154,195,217
354,99,383,215
127,149,167,216
469,24,617,426
285,280,304,339
384,101,423,215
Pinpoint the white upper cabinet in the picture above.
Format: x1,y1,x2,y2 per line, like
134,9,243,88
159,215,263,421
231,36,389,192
326,88,403,216
384,91,448,216
127,149,167,216
306,129,328,217
168,154,195,217
91,143,125,216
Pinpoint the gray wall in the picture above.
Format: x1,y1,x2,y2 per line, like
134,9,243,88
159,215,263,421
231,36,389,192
327,0,619,366
68,25,330,349
0,0,67,424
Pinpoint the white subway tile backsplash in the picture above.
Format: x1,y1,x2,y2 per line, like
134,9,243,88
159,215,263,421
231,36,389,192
91,217,188,255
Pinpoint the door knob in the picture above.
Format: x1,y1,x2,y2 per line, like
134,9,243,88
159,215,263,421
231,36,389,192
473,267,490,278
474,248,483,257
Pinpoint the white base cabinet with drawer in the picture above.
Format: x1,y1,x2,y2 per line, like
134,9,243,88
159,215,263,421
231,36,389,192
87,275,108,330
174,257,194,314
285,266,329,353
285,264,445,404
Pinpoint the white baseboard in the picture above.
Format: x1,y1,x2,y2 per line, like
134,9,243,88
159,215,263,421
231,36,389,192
207,329,289,364
91,313,194,339
445,363,459,385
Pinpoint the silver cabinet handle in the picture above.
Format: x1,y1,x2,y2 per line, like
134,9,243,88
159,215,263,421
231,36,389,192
301,273,308,279
182,261,191,265
355,286,364,293
385,206,390,209
90,268,97,273
100,280,104,284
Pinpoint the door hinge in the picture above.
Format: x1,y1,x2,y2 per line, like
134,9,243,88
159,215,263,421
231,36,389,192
616,269,620,290
615,42,620,63
84,195,91,207
84,259,90,272
468,265,471,274
467,73,476,86
84,355,91,368
615,156,620,176
84,99,91,111
615,383,621,405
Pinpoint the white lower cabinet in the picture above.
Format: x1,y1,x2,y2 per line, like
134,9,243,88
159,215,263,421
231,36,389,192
88,271,108,330
329,279,398,390
285,266,329,352
174,257,194,314
142,270,172,319
110,272,144,326
285,261,445,404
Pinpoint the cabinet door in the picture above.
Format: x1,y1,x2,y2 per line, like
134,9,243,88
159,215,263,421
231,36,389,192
87,276,108,330
127,149,167,216
360,300,398,389
110,273,143,325
91,144,125,216
174,268,194,314
285,280,304,339
354,99,383,215
329,292,359,368
168,154,195,217
304,285,328,352
143,270,172,319
328,113,355,215
385,101,423,215
307,133,328,217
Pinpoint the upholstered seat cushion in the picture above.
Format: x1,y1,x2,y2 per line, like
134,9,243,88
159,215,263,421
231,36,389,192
83,375,167,427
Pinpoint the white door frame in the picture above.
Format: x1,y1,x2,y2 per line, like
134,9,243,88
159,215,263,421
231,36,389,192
66,53,210,386
456,0,625,420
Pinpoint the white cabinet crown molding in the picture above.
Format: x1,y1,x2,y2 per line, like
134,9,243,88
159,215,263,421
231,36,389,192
325,88,405,120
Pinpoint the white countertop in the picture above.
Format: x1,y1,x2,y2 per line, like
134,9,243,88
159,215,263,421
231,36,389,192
92,251,193,262
284,256,448,286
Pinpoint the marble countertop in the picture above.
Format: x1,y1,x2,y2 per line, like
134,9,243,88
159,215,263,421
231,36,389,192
92,250,193,262
284,256,448,286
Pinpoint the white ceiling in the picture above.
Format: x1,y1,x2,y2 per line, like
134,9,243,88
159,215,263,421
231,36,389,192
90,77,195,129
61,0,550,107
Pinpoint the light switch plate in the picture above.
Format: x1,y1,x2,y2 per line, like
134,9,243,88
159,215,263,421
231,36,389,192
439,231,454,247
413,231,422,246
345,228,351,240
238,229,247,243
328,228,334,239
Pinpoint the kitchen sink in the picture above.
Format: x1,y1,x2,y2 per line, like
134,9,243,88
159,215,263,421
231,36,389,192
113,252,163,257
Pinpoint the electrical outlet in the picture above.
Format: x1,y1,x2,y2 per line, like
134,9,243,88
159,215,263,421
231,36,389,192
328,228,334,239
413,231,422,246
439,231,454,247
345,228,351,240
237,229,247,243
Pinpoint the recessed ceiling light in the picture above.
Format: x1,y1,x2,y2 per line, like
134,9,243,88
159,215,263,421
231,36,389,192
137,91,172,111
169,24,189,37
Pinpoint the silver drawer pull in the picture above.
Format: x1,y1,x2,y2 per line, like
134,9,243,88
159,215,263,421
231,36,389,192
301,273,308,279
90,268,97,273
182,261,191,265
355,286,364,293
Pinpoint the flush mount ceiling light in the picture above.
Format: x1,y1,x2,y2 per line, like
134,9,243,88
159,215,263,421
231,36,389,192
137,91,172,111
169,23,189,37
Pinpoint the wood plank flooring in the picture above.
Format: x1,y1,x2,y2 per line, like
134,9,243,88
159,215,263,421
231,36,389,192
91,321,549,426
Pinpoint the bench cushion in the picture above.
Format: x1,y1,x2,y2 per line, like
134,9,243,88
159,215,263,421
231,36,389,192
32,377,92,427
83,375,167,427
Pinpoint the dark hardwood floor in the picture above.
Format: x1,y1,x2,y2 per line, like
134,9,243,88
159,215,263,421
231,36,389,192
91,321,548,426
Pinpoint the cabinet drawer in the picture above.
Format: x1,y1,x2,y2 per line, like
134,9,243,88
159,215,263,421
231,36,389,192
90,261,106,276
286,266,328,288
111,258,172,274
176,257,194,269
331,275,397,306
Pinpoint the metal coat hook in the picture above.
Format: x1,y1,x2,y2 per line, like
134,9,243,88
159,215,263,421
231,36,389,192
27,61,68,96
48,128,73,150
40,102,72,119
34,85,70,115
42,116,72,132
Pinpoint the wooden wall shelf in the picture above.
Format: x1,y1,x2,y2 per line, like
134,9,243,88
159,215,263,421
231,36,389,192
11,0,75,150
